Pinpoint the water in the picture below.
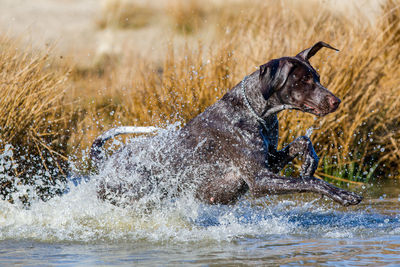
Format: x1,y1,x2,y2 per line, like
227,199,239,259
1,181,400,266
1,130,400,266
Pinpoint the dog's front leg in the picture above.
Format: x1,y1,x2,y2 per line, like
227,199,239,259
246,170,362,206
266,136,318,178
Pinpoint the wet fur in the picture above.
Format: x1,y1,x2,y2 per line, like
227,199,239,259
94,42,362,206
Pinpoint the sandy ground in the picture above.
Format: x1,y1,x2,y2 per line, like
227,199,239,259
0,0,385,65
0,0,179,64
0,0,216,64
0,0,99,60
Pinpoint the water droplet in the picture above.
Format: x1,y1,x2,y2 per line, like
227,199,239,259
306,127,314,137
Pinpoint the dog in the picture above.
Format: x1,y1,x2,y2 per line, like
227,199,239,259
91,41,362,207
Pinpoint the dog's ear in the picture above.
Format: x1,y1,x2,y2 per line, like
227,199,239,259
296,41,339,62
259,59,293,100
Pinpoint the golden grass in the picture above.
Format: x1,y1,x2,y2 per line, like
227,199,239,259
0,37,77,202
97,0,155,29
166,0,207,34
1,0,399,204
231,0,400,182
73,0,400,182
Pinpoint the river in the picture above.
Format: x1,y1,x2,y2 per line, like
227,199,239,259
1,178,399,266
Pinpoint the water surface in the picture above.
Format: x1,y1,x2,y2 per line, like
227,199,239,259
1,179,400,266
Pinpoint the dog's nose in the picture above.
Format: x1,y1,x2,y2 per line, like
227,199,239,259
328,96,341,110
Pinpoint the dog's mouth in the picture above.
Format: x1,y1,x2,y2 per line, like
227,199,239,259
302,103,327,116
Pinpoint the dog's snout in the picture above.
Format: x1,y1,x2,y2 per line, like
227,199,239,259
328,96,341,111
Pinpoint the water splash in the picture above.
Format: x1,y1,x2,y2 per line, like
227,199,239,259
0,125,399,244
305,126,314,138
1,186,399,244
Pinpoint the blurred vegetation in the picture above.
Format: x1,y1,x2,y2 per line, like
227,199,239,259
166,0,207,34
97,0,156,29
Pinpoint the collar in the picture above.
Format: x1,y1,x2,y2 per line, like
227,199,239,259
240,75,295,131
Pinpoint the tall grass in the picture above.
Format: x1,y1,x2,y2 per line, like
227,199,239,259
1,0,399,204
74,0,400,183
223,0,400,183
0,37,77,203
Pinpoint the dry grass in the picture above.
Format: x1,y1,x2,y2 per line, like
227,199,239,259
1,0,399,203
97,0,155,29
72,0,400,182
226,0,400,182
0,37,78,203
166,0,208,34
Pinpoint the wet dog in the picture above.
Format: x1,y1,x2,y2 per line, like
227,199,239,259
91,41,362,206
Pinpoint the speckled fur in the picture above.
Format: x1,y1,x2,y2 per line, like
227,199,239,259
95,42,362,206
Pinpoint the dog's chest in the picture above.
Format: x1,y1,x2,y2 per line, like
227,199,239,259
259,117,279,151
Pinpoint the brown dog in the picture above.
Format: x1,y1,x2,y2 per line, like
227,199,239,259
91,41,362,206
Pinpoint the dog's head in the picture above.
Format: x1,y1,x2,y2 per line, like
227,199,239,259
259,41,341,116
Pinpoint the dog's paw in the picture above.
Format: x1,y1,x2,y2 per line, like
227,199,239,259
316,179,363,206
338,190,363,206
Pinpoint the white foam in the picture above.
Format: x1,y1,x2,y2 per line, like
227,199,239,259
0,125,398,243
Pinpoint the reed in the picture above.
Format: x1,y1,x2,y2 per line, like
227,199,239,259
75,0,400,182
1,0,399,206
0,37,77,203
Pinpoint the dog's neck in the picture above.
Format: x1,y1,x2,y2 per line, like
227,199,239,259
240,72,294,125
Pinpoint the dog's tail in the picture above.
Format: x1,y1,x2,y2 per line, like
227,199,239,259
90,126,160,164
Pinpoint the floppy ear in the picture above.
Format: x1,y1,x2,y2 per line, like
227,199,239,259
296,41,339,61
259,59,293,100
